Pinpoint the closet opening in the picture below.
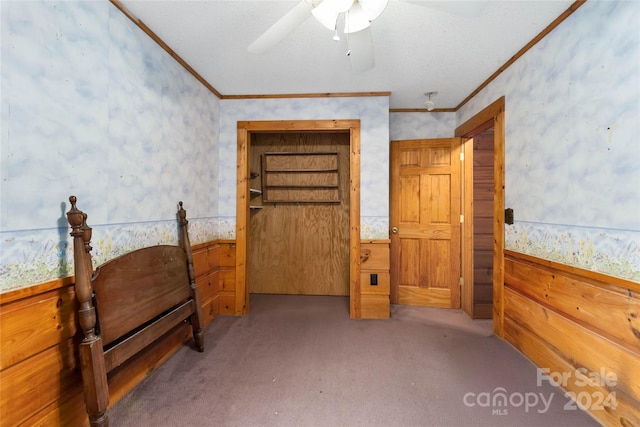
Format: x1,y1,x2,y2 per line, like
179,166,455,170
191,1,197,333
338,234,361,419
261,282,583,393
248,132,351,296
236,120,362,318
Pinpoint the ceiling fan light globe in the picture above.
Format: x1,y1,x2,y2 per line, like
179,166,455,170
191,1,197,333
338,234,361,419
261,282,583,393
312,0,355,29
344,2,371,33
358,0,389,21
424,100,435,111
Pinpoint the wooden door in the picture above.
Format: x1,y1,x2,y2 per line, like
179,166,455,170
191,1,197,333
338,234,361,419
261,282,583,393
390,138,461,308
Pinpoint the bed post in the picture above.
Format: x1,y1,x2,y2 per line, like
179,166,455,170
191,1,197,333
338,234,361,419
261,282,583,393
67,196,109,427
177,201,204,352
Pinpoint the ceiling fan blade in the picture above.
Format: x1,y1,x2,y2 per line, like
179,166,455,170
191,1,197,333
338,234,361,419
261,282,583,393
348,27,374,73
402,0,488,18
248,0,314,53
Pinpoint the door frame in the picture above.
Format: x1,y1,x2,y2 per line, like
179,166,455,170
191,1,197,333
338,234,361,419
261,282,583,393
455,96,505,337
236,120,362,317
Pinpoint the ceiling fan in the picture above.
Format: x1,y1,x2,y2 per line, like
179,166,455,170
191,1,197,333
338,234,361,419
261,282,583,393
247,0,487,72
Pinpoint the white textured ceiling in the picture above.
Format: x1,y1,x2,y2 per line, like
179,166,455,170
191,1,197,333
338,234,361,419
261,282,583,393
118,0,576,109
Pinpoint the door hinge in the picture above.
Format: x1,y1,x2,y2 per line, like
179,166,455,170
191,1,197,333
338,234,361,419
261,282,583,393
460,214,464,223
459,277,464,287
460,152,464,161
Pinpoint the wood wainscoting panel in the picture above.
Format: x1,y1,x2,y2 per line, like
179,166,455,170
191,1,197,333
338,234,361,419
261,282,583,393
0,285,78,371
360,295,391,319
192,245,213,278
0,240,229,427
504,250,640,426
503,314,640,427
360,272,390,296
193,241,225,326
26,386,88,427
1,338,79,426
218,240,237,268
218,241,237,315
505,289,640,401
361,242,390,270
506,255,640,354
197,270,220,305
197,268,220,326
360,240,390,318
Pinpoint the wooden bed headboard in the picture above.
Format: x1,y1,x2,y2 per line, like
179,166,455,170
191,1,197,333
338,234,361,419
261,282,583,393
66,196,204,427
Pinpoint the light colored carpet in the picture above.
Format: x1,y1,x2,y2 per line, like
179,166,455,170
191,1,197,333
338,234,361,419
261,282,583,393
108,294,598,427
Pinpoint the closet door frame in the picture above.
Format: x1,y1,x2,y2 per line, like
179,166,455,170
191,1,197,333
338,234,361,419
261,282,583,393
236,120,362,317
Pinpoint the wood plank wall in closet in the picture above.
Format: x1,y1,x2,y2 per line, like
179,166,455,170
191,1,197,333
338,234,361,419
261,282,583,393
0,240,223,426
249,132,351,296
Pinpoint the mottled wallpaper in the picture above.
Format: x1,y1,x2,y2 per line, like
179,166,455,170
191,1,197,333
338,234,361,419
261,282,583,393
1,1,220,291
218,96,391,240
389,112,456,141
458,0,640,282
1,0,638,294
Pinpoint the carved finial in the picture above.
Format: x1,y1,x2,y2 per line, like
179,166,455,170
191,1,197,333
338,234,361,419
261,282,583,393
178,201,187,224
67,195,84,231
82,213,93,253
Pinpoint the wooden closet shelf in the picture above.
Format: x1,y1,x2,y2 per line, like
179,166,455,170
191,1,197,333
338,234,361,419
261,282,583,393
261,151,340,204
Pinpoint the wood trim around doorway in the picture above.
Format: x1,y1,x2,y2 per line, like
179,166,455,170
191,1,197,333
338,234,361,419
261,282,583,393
236,120,362,317
455,97,506,337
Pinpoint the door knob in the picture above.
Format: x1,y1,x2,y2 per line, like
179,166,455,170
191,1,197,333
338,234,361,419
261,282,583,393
392,227,398,234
